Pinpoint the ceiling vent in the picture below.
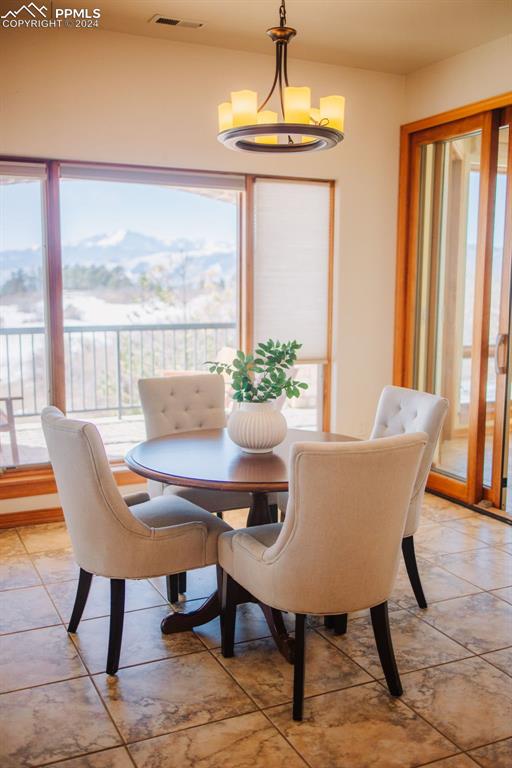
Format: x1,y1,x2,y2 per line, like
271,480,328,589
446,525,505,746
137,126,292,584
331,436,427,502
150,15,205,29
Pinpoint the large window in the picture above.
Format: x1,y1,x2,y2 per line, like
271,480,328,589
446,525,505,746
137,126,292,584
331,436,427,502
0,164,50,466
0,161,334,475
59,169,240,458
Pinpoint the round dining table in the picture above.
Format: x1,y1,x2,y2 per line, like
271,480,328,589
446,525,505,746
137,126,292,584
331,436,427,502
125,427,353,661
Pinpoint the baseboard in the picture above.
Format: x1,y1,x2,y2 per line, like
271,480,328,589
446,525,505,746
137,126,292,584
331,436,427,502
0,507,64,529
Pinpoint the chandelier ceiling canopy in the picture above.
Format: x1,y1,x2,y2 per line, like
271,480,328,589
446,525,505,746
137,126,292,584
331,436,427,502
217,0,345,153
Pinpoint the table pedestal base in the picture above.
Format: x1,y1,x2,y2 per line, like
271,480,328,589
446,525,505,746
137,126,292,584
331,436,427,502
160,492,294,662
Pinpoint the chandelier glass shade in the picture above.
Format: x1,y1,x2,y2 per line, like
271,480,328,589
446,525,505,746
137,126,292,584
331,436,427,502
217,0,345,153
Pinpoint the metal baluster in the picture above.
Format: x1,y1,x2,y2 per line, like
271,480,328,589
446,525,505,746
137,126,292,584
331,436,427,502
6,336,12,398
18,334,25,413
31,332,37,414
116,330,122,420
93,333,98,410
80,331,86,411
69,333,74,412
128,331,133,408
104,331,109,409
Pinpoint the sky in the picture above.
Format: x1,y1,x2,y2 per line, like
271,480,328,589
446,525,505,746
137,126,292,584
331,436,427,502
0,169,506,253
0,179,237,252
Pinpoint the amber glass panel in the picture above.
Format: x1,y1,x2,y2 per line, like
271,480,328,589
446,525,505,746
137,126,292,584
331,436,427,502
414,131,482,480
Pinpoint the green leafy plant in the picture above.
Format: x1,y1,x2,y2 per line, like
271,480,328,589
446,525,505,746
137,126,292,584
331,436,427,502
206,339,308,403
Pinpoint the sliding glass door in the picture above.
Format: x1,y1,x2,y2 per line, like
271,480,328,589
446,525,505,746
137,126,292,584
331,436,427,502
397,98,512,516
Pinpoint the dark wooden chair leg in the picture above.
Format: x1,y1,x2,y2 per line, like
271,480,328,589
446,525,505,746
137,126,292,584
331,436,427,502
269,503,279,523
370,602,402,696
220,571,237,658
333,613,348,635
106,579,125,675
293,613,306,721
68,568,93,633
166,574,179,603
178,571,187,594
402,535,427,609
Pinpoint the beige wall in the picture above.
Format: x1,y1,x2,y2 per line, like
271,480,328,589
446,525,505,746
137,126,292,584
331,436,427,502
0,25,510,464
405,34,512,122
0,27,405,439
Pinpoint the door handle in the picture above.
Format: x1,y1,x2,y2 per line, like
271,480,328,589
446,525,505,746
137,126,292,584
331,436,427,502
495,333,508,375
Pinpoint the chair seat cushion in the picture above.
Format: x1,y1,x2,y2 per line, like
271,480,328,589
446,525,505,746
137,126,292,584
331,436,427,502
219,523,282,576
131,495,231,564
162,484,252,514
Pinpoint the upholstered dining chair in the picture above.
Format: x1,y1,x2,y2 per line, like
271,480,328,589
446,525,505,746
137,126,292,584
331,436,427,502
218,433,427,720
41,406,231,675
138,374,277,602
279,385,448,614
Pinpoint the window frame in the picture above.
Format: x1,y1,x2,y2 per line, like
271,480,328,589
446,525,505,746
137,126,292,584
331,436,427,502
0,157,335,497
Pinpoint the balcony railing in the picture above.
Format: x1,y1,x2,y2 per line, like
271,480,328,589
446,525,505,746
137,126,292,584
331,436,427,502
0,322,237,419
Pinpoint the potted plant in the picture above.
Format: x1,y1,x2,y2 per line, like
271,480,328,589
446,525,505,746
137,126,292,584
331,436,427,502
207,339,308,453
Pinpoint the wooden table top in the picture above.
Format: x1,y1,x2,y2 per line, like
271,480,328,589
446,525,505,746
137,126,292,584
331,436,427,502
125,428,354,492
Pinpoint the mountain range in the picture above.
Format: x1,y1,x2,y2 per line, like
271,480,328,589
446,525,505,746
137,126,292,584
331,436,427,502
0,230,237,287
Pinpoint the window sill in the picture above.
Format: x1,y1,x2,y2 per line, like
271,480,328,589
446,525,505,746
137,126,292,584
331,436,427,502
0,463,143,500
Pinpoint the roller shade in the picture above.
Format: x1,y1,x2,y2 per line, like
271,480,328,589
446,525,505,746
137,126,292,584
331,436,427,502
252,178,331,361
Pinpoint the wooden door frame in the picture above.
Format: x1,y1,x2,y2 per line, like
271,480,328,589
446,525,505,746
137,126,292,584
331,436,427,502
394,92,512,506
489,106,512,508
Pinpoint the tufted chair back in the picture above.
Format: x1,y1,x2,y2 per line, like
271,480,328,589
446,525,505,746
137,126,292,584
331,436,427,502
41,407,153,576
138,374,226,496
370,385,448,536
139,374,226,437
230,434,427,615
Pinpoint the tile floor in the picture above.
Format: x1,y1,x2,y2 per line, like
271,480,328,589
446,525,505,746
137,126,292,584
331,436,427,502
0,495,511,767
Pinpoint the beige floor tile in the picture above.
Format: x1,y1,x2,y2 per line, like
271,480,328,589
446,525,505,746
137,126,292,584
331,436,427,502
214,631,371,708
421,500,473,525
480,647,512,677
150,565,218,603
402,657,512,750
0,553,42,590
414,524,487,557
128,711,307,768
469,738,512,768
0,529,25,557
44,747,133,767
47,576,165,623
192,601,294,649
0,624,87,693
421,756,479,767
0,677,121,767
434,547,512,590
73,606,204,674
323,609,470,677
32,547,79,583
411,592,512,653
223,508,250,529
267,681,456,768
443,517,512,548
17,522,71,553
94,652,255,742
0,584,61,634
392,557,481,609
491,586,512,604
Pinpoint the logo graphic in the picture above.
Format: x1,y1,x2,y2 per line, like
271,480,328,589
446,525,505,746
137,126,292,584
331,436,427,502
1,3,47,18
1,2,101,27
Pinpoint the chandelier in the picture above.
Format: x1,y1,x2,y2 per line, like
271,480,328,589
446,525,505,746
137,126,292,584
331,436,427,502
217,0,345,153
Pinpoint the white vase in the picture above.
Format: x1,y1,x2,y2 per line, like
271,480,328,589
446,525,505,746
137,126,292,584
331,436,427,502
228,401,287,454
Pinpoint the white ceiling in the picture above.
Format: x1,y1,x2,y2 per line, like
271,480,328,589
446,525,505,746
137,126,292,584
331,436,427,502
87,0,511,75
